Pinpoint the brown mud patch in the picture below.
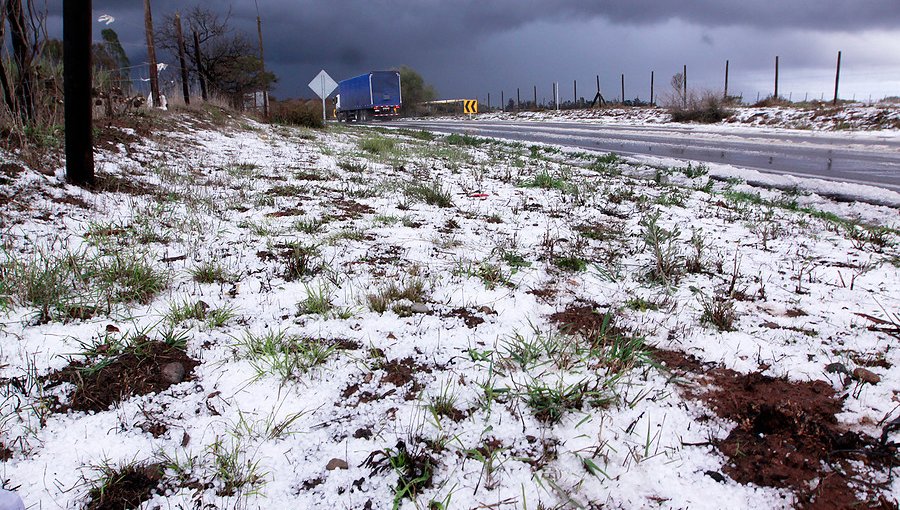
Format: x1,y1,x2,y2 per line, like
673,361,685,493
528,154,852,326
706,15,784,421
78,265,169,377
47,342,198,413
443,307,491,328
91,172,160,197
0,162,24,185
332,199,375,220
0,442,12,461
85,463,164,510
94,122,142,154
655,348,898,509
549,301,624,339
381,357,433,400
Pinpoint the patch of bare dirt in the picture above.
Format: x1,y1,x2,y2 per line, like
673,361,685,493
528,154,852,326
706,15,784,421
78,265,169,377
527,286,558,303
85,463,163,510
0,162,24,185
381,357,432,400
332,199,375,220
549,301,622,339
94,121,142,154
0,442,12,461
655,349,899,509
266,206,305,217
46,341,198,413
443,307,488,328
50,194,92,209
91,172,160,197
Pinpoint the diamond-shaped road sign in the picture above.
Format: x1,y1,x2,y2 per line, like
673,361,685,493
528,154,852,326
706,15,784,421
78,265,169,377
309,70,338,100
309,70,338,123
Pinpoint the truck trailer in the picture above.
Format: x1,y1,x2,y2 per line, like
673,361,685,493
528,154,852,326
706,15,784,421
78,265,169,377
335,71,402,122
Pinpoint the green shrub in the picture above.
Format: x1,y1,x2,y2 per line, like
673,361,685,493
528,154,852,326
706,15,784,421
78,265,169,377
269,100,324,129
669,92,733,124
359,136,397,155
445,133,488,147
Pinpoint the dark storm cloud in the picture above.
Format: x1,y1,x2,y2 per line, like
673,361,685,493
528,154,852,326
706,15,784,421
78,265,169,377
47,1,900,98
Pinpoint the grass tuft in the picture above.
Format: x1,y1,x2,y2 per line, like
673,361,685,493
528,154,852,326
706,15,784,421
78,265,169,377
404,181,454,208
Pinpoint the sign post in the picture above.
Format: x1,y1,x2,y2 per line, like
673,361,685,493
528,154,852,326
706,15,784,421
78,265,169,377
308,69,338,123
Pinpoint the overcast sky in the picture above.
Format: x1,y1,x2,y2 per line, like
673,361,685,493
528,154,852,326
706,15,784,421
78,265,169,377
50,1,900,104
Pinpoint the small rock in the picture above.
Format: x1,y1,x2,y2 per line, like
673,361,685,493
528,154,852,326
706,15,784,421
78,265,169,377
704,470,727,483
825,362,849,375
105,324,120,333
852,367,881,385
477,306,495,315
160,362,186,384
326,458,349,471
409,302,429,314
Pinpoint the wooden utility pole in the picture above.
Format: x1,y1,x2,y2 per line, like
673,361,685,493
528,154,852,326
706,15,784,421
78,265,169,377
683,64,687,107
487,92,490,110
650,71,654,106
192,30,208,101
174,13,190,105
256,10,268,117
516,87,520,110
573,80,577,107
501,90,504,111
533,85,537,109
621,74,625,104
143,0,160,107
724,60,729,99
591,75,604,108
833,51,842,105
774,56,780,99
63,0,94,185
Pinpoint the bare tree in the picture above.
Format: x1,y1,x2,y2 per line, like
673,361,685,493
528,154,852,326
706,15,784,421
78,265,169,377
155,6,274,107
669,72,685,108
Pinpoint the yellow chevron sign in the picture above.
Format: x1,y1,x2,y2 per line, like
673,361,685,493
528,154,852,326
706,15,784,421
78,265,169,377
464,99,478,114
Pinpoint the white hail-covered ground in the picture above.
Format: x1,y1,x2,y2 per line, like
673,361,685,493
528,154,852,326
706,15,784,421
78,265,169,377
0,110,898,509
468,103,900,131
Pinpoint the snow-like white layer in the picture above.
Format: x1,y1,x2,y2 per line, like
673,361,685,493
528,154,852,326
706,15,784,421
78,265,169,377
0,113,897,509
441,103,900,132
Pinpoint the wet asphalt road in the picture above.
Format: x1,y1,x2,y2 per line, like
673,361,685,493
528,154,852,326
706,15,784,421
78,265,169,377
397,119,900,193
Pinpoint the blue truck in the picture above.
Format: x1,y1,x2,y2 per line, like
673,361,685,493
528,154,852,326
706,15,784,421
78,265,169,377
335,71,402,121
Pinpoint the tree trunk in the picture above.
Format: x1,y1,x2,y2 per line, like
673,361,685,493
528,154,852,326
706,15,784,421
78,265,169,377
0,0,18,114
6,0,34,122
175,13,190,105
192,29,208,101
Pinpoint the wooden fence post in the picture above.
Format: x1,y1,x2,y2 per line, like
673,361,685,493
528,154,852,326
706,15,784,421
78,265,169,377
774,55,779,99
143,0,160,107
833,51,841,105
63,0,94,185
724,60,729,99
